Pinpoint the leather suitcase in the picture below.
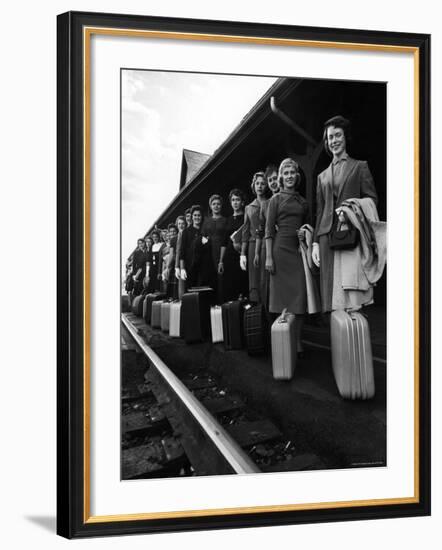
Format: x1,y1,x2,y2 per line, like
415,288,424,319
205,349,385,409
210,306,224,343
222,300,245,350
132,294,145,317
169,301,182,338
243,303,267,355
271,309,297,380
181,287,215,344
161,301,172,332
143,292,166,324
151,300,164,329
330,310,375,399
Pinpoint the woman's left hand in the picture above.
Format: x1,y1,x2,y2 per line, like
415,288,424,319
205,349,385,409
335,207,346,222
218,261,224,275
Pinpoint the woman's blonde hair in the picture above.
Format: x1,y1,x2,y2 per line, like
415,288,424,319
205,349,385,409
250,171,267,195
278,158,300,189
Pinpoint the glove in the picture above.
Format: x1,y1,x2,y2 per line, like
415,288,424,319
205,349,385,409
175,267,181,280
181,268,187,281
312,242,320,267
240,255,247,271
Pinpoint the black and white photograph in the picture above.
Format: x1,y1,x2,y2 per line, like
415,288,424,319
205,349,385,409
121,69,387,480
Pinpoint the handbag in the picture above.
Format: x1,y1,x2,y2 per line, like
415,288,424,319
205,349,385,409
329,213,359,250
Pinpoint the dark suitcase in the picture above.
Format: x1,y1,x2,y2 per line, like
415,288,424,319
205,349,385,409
142,292,166,324
181,287,215,344
271,309,297,380
243,303,267,355
151,300,164,329
330,310,375,399
132,293,146,317
222,299,246,350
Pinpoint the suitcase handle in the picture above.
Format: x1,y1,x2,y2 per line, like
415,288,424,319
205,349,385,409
278,308,288,323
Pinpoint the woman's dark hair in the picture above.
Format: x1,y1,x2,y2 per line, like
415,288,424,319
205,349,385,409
184,208,191,216
264,164,278,181
137,238,145,245
150,230,160,240
190,204,203,219
167,223,178,233
228,188,246,204
323,115,352,156
250,171,267,196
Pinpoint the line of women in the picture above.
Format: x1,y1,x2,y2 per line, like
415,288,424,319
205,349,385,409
127,115,379,355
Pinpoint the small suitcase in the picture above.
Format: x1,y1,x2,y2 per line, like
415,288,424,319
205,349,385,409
243,303,267,355
222,299,245,350
210,306,224,343
330,310,375,399
161,301,172,332
132,293,146,317
271,309,297,380
143,292,166,324
181,287,215,344
151,300,164,329
169,301,182,338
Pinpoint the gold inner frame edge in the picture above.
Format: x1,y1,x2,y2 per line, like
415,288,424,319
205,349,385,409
82,26,421,524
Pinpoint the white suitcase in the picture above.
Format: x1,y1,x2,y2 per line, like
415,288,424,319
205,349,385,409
210,305,224,343
271,309,297,380
330,310,375,399
169,301,182,338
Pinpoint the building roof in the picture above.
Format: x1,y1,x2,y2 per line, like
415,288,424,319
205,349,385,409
180,149,211,189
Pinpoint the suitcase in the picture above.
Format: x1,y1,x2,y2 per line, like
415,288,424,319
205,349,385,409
243,303,267,355
151,300,164,329
161,301,172,332
271,309,297,380
181,287,215,344
143,292,166,324
222,299,245,350
210,306,224,343
330,310,375,399
132,293,146,317
169,301,182,338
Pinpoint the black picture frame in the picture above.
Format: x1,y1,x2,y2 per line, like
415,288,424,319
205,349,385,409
57,10,431,539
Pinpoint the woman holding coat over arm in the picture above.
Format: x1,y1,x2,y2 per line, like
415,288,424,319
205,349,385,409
312,115,378,312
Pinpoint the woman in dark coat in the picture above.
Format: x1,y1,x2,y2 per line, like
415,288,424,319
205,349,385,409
265,158,309,354
171,215,187,299
146,230,164,293
201,194,227,302
240,172,269,303
222,188,248,302
179,205,214,289
312,115,378,312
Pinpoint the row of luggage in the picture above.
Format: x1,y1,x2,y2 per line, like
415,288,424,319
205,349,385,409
131,288,375,400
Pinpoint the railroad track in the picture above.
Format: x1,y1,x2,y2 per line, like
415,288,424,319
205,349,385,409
121,313,311,479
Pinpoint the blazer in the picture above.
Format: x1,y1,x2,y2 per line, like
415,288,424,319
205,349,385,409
313,156,378,242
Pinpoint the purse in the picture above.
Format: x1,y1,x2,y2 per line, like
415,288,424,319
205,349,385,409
329,213,359,250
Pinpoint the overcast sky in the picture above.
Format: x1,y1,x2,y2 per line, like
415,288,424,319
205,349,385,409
121,69,277,265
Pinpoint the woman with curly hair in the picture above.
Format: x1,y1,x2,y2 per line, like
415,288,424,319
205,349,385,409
265,158,310,355
201,194,228,301
222,188,248,301
241,172,269,303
